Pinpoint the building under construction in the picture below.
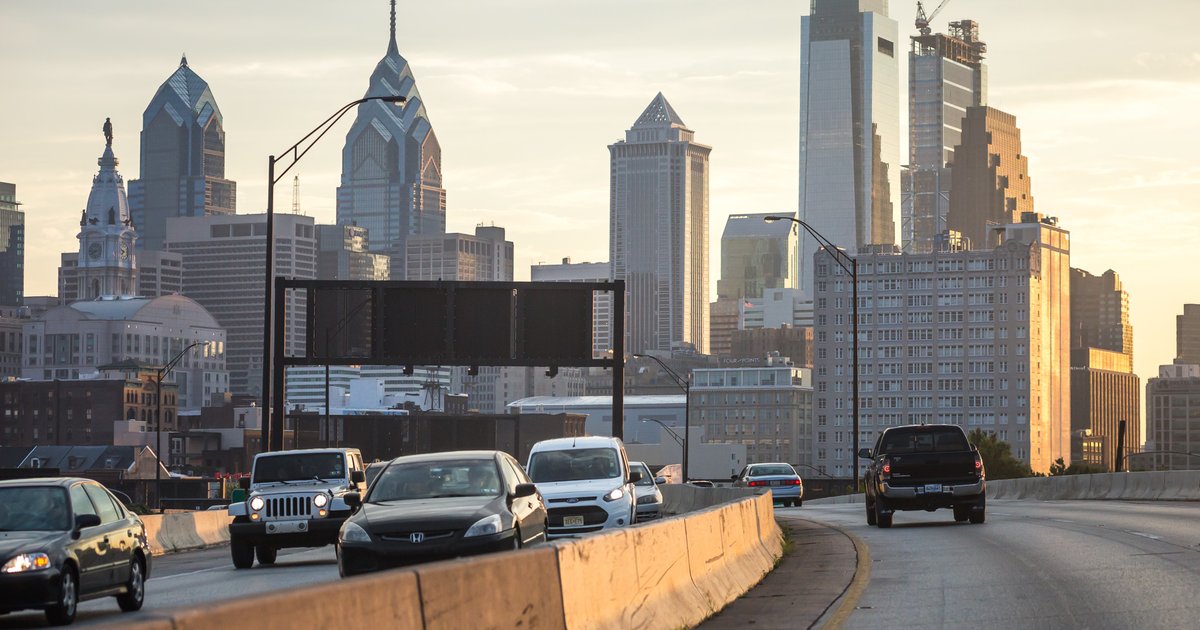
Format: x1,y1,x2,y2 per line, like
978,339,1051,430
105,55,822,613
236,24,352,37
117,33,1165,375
902,17,987,253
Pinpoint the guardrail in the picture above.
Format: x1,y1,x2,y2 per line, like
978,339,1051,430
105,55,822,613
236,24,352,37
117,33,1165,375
105,489,782,630
806,470,1200,505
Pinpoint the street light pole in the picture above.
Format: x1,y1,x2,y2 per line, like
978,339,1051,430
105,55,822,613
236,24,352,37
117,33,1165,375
260,95,406,453
633,353,691,482
156,341,207,513
764,215,861,491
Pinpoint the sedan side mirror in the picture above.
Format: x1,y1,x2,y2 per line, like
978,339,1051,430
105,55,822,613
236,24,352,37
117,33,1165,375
857,448,873,460
512,483,537,499
75,513,101,533
351,470,366,484
629,470,643,484
344,492,362,509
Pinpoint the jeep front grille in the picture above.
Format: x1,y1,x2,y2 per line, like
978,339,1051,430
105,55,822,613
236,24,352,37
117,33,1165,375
264,495,313,519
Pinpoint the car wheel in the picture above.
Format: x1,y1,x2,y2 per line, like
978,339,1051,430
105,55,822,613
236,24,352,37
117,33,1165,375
969,508,986,524
256,545,277,565
953,506,970,522
116,557,145,612
796,499,803,508
866,500,877,526
875,498,893,529
44,565,77,626
231,537,255,569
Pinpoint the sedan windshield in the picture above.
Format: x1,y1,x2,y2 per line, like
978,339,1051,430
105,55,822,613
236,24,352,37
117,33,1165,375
528,448,621,483
749,465,796,477
0,487,70,532
254,453,345,484
369,460,501,502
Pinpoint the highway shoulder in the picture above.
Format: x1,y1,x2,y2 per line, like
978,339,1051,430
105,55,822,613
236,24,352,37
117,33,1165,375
700,514,863,629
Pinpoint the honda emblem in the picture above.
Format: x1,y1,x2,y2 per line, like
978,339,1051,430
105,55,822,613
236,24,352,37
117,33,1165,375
409,532,425,544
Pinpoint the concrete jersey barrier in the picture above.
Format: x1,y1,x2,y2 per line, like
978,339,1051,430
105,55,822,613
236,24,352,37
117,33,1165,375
141,511,232,555
102,491,782,630
806,470,1200,505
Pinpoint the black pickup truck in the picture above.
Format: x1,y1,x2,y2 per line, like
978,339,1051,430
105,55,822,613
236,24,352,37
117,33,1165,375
858,424,986,528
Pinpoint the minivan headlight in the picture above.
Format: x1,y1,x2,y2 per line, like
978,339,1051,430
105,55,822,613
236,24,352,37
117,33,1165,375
2,553,51,574
602,487,625,502
464,514,504,538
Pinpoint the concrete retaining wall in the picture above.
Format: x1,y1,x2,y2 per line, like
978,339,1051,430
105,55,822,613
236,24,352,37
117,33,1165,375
105,492,782,630
806,470,1200,505
141,511,232,554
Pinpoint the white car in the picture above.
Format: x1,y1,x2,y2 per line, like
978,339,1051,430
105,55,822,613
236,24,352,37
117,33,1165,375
630,461,665,521
526,436,642,538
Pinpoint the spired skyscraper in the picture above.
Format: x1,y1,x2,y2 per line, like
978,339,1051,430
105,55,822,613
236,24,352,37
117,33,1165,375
609,93,711,355
798,0,900,296
337,0,446,279
128,56,236,251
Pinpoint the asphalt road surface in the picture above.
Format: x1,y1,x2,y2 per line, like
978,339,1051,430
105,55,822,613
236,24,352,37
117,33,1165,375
0,544,339,628
790,499,1200,629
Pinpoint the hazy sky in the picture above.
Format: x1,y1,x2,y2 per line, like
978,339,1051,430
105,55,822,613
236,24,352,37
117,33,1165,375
2,0,1198,390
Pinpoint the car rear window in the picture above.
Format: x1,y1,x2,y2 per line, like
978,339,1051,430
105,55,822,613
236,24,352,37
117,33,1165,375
880,428,970,453
749,464,796,477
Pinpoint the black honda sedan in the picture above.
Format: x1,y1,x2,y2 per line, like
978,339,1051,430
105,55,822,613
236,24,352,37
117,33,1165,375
336,451,548,577
0,477,151,625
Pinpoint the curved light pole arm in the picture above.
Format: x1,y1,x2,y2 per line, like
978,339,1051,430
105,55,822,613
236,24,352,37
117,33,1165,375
272,96,406,185
632,353,688,390
641,418,685,447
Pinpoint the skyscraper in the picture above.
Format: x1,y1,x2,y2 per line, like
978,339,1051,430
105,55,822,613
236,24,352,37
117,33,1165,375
405,225,513,282
316,224,390,281
1176,304,1200,364
717,212,797,301
946,106,1034,247
128,57,236,250
610,93,711,355
798,0,900,296
337,0,446,279
1071,268,1133,358
902,19,987,253
165,214,316,396
60,133,138,301
0,182,23,306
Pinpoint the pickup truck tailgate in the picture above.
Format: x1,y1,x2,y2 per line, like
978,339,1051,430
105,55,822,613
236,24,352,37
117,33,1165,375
880,426,979,485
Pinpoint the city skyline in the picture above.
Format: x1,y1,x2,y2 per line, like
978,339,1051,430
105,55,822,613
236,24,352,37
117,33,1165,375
3,0,1198,389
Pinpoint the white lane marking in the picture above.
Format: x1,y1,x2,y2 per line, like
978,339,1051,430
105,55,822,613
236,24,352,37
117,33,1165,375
1126,531,1162,540
1052,518,1075,523
149,547,331,581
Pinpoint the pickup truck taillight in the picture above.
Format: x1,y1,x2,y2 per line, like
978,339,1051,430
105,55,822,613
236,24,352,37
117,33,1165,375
881,458,892,478
975,453,985,477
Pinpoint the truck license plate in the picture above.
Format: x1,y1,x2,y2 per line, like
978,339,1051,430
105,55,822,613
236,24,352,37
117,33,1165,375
923,484,943,494
563,515,585,527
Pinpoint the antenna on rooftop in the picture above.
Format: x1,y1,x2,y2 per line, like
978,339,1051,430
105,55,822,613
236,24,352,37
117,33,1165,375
292,176,301,215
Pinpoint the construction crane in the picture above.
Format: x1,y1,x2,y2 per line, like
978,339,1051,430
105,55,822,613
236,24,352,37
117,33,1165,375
915,0,954,36
291,175,301,214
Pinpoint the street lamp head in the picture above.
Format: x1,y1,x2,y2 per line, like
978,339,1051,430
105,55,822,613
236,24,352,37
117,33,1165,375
376,95,406,105
632,353,646,358
763,216,788,222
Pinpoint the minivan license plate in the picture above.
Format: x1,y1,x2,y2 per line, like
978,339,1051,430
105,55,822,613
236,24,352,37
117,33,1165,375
924,484,943,493
563,515,585,527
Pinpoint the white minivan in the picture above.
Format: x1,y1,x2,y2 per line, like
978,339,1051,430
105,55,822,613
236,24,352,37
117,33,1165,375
526,436,642,538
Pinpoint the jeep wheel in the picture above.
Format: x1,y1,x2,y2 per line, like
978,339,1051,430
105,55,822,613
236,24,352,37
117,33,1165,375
256,544,277,565
231,538,255,569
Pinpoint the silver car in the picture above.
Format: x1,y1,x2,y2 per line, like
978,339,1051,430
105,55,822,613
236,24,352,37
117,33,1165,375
732,463,804,507
630,462,665,521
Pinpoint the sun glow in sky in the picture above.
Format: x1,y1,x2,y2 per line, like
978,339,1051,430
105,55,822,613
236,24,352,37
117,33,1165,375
3,0,1198,389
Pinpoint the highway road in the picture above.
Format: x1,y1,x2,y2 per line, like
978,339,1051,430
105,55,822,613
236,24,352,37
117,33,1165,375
791,499,1200,629
0,545,340,628
4,499,1198,628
